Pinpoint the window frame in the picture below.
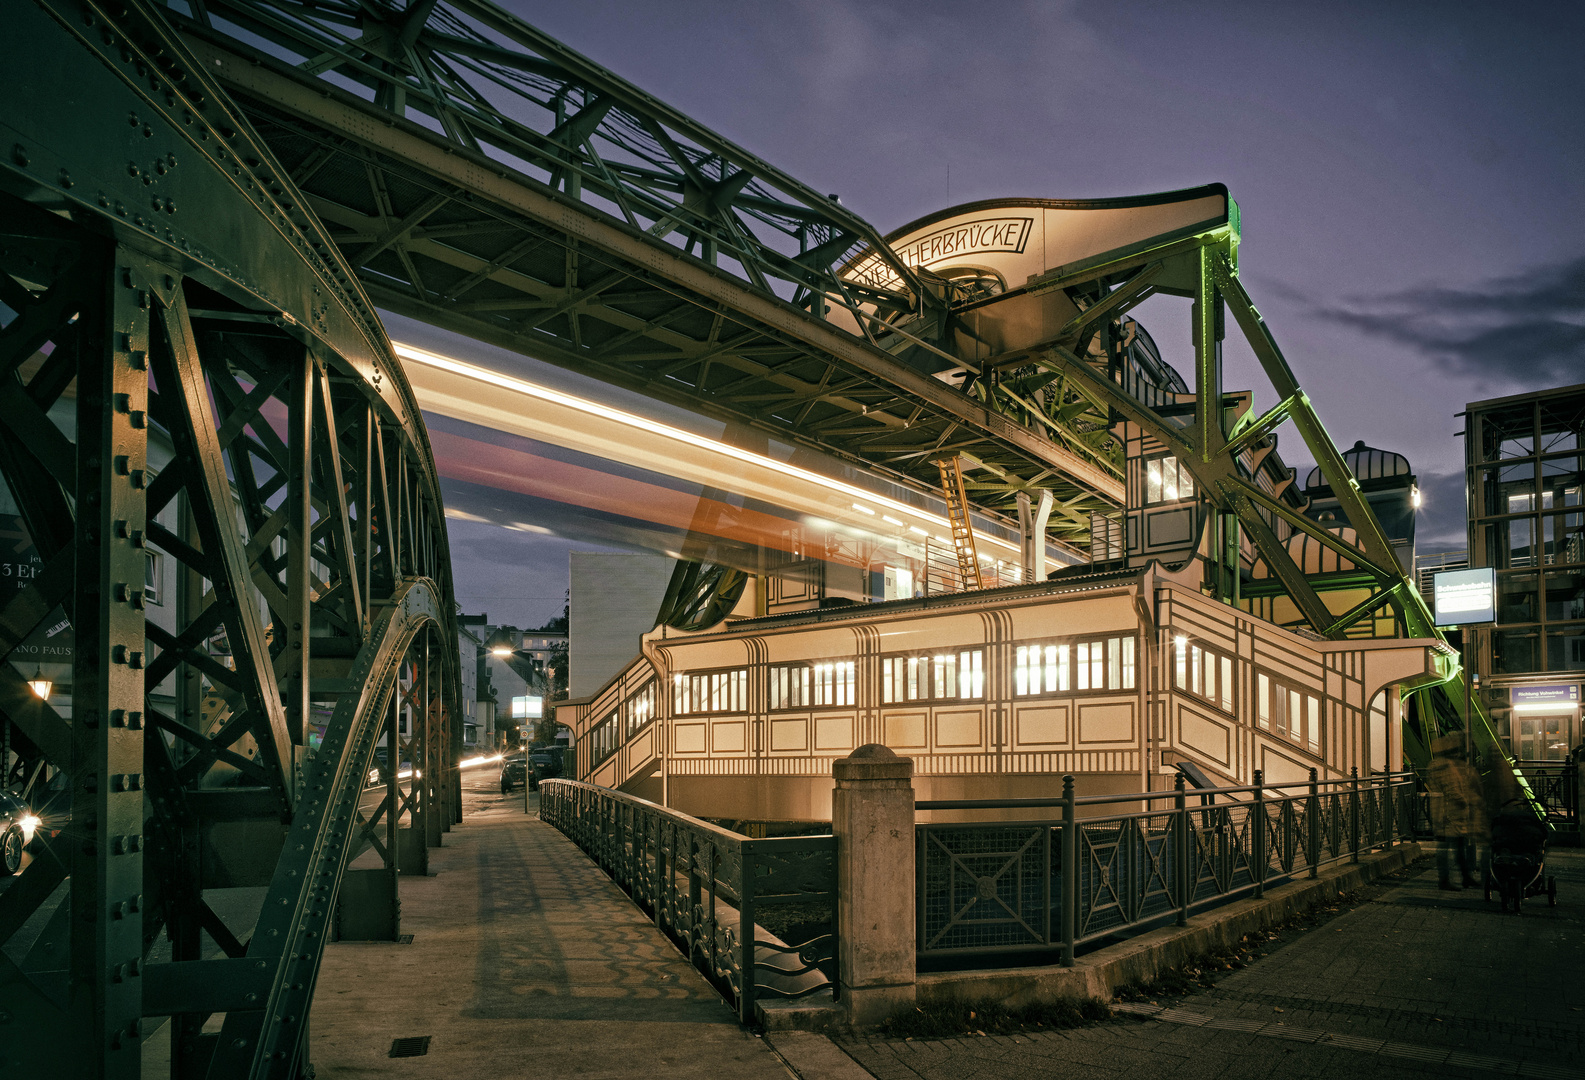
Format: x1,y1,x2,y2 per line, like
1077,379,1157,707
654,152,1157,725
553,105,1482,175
1254,669,1322,754
1144,454,1196,506
1172,635,1234,714
881,648,986,704
1013,635,1136,699
671,667,749,716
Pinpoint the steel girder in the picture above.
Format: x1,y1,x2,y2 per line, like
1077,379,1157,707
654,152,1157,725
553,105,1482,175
157,0,1124,541
986,223,1505,771
0,1,461,1076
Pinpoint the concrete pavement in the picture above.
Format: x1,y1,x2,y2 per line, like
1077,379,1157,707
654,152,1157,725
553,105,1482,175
309,777,793,1078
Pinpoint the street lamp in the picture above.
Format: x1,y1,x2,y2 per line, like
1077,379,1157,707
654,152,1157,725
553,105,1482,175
485,626,516,658
27,667,51,701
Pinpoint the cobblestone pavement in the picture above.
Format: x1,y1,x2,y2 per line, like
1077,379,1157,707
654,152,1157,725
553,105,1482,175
836,849,1585,1080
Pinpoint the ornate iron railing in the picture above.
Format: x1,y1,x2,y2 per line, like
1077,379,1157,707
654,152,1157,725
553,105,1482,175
1515,760,1579,830
539,779,838,1023
916,770,1419,963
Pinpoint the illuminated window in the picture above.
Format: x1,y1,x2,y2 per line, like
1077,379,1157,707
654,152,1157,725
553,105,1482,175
672,668,748,715
1145,455,1196,505
1175,635,1234,714
813,661,857,707
1254,668,1322,754
769,665,813,709
882,650,985,703
624,680,657,739
1014,636,1133,696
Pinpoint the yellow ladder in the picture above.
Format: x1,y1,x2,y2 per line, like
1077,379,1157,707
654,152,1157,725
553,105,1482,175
935,456,984,590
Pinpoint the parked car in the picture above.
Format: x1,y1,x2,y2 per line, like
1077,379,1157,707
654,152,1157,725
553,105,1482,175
529,746,565,783
500,752,532,794
0,789,41,875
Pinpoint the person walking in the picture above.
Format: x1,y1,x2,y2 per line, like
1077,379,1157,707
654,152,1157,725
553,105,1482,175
1426,733,1487,889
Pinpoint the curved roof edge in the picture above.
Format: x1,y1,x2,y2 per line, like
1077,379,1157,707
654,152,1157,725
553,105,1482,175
879,183,1231,244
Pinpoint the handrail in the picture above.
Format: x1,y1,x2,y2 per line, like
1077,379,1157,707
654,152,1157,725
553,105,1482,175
917,770,1420,810
539,778,838,1024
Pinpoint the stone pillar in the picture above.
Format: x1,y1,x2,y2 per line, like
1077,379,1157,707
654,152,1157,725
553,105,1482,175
833,744,915,1026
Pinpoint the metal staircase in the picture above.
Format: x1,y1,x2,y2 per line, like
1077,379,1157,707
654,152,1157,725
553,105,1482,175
936,456,985,591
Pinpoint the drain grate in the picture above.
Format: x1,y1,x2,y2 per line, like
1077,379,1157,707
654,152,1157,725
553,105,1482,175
389,1036,431,1058
396,934,414,945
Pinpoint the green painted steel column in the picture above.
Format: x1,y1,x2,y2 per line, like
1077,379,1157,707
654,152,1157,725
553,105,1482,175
69,247,150,1077
1193,243,1225,463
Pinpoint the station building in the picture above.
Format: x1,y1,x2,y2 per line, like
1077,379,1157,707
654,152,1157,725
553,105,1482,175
561,396,1447,823
558,195,1453,823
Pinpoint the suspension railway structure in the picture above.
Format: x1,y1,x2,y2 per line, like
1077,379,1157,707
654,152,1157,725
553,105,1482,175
0,0,1517,1076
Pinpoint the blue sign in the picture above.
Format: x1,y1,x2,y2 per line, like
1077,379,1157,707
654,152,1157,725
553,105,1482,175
1432,567,1495,626
1512,684,1580,710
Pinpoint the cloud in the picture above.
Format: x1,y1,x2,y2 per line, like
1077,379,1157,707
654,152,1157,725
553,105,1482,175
1308,256,1585,388
1412,469,1469,553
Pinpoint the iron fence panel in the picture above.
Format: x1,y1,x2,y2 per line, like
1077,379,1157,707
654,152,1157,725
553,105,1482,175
918,823,1053,953
917,775,1416,963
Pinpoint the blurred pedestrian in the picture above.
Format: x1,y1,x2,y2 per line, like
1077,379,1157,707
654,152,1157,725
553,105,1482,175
1426,733,1487,890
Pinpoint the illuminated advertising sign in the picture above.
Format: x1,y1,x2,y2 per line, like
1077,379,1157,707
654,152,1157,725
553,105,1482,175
1432,567,1495,627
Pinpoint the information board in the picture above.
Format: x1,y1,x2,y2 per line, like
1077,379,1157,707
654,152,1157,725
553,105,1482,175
1432,567,1496,627
1512,684,1581,712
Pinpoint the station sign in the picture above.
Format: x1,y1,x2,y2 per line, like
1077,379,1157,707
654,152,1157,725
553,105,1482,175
1512,684,1581,712
1431,567,1495,626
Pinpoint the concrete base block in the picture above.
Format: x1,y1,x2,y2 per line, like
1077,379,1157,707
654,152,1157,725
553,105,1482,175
335,867,399,941
756,997,843,1033
839,983,915,1028
396,827,428,875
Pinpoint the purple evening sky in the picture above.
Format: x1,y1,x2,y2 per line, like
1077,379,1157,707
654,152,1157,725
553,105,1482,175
436,0,1585,626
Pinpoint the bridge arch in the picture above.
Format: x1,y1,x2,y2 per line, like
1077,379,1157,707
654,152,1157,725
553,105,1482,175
0,1,460,1075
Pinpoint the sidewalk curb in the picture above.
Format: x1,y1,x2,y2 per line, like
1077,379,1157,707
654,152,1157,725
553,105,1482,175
763,1031,876,1080
916,842,1423,1010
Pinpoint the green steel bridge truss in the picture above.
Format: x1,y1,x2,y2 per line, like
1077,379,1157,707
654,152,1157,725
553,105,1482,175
161,0,1126,548
1,1,462,1076
0,0,1523,1076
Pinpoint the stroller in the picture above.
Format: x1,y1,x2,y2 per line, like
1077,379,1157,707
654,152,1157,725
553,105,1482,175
1484,804,1556,913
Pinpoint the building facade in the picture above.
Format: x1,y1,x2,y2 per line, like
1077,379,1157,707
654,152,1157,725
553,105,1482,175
1463,383,1585,761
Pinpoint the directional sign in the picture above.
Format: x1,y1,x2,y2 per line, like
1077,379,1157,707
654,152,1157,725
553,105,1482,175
1512,684,1581,712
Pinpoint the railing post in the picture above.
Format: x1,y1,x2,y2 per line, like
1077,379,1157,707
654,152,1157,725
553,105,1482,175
1175,772,1190,927
1061,774,1077,966
1307,768,1320,878
738,842,757,1025
833,745,916,1026
1251,770,1266,899
1350,766,1361,863
654,817,666,928
688,831,703,960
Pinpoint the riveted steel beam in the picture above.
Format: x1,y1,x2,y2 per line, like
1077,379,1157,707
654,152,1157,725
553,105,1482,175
0,3,464,1077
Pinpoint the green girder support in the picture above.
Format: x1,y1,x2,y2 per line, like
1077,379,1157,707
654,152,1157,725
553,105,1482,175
1007,222,1525,808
